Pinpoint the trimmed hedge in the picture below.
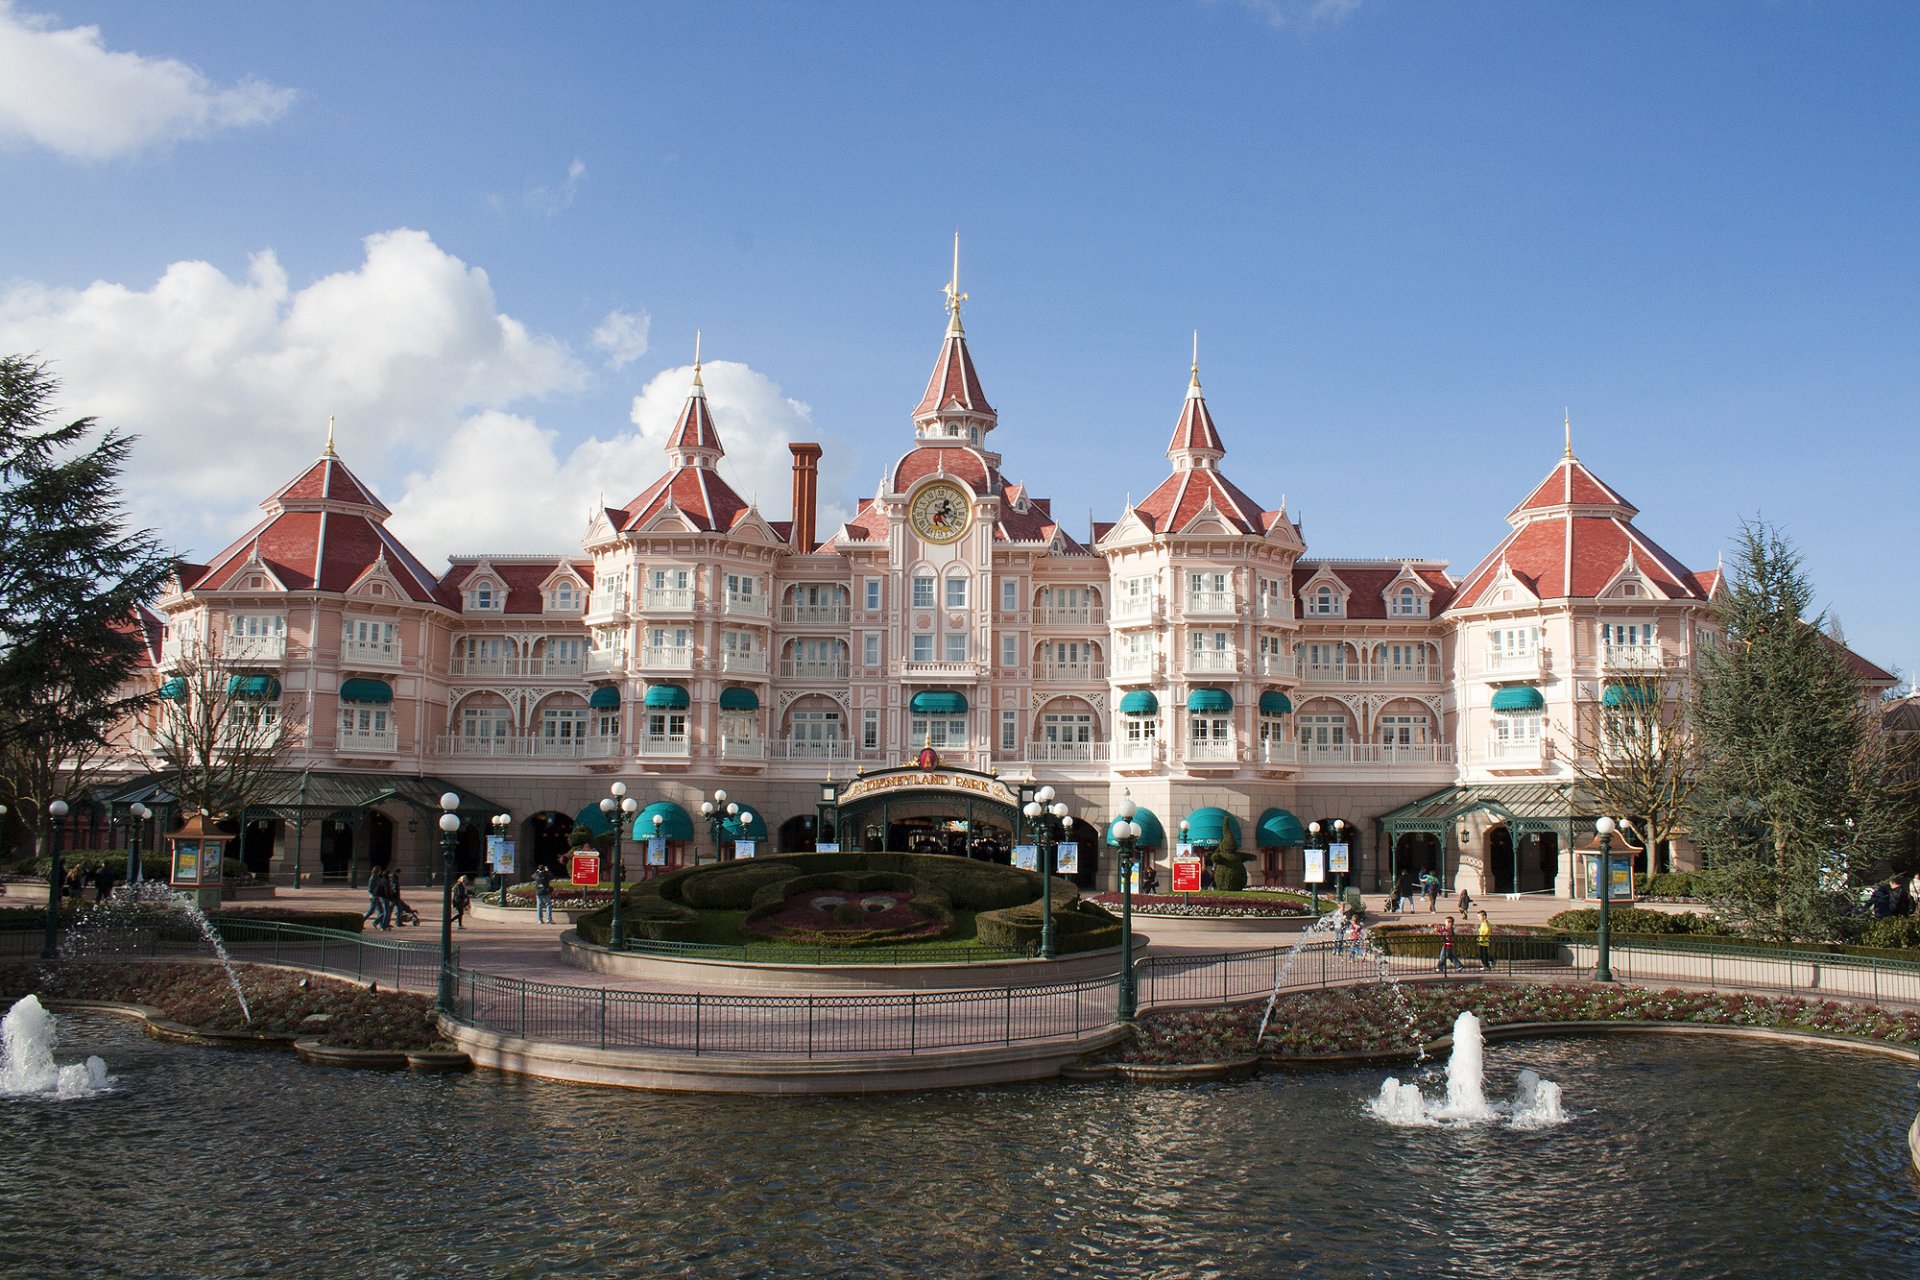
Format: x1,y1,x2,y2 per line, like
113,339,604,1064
12,853,173,881
975,899,1120,954
215,909,367,934
1368,923,1557,960
1858,917,1920,950
1634,871,1705,899
1545,907,1726,935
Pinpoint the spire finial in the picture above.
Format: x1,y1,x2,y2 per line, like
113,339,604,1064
324,415,337,458
942,231,967,333
1190,330,1201,388
692,330,704,387
1564,408,1573,459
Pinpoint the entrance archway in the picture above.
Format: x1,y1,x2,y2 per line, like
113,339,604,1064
1393,832,1440,887
1487,826,1517,893
778,815,816,852
525,811,573,875
830,766,1021,864
320,820,354,879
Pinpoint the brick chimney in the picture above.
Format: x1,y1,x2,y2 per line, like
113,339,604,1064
788,443,822,552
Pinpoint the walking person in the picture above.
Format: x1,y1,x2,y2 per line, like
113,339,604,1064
533,861,555,924
451,875,472,929
1392,870,1413,915
1476,910,1495,971
1435,915,1464,974
1348,913,1367,960
1332,903,1351,950
1422,870,1440,913
363,869,385,927
1458,887,1473,916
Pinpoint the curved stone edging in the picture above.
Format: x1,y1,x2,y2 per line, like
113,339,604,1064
38,996,468,1074
293,1037,409,1069
1118,913,1311,933
441,1013,1133,1094
466,899,599,925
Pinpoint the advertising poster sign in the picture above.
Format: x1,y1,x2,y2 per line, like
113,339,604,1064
735,841,757,860
646,838,667,867
1328,842,1350,874
1304,847,1326,885
171,844,200,885
1055,841,1080,874
1172,858,1203,893
570,852,601,887
1013,844,1039,872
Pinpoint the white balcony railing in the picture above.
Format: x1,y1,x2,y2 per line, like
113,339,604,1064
1185,649,1239,673
1256,653,1295,678
540,654,587,677
780,603,851,626
1040,662,1106,682
222,634,287,661
893,661,977,680
1256,598,1293,621
643,588,694,611
1602,644,1668,671
640,646,694,670
1025,741,1108,763
451,655,516,677
1113,597,1159,622
1185,739,1238,763
434,734,619,759
721,651,768,675
771,739,853,761
341,638,401,667
639,734,690,757
1037,604,1105,626
1485,648,1547,675
1259,740,1299,765
1484,735,1548,765
1114,739,1159,764
1112,654,1158,679
719,737,766,760
724,594,769,618
1185,591,1238,616
1297,742,1457,766
337,727,398,753
778,659,848,681
586,650,625,674
1299,661,1351,683
1368,663,1439,684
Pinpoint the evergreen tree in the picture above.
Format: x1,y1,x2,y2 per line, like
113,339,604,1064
1690,522,1900,940
0,356,173,860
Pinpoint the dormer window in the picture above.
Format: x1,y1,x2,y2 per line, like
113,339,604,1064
471,582,501,612
1391,585,1427,617
1307,584,1343,617
549,582,580,612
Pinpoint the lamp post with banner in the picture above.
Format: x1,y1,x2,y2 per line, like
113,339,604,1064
599,782,637,950
1330,818,1349,898
489,812,512,905
699,788,736,865
436,792,460,1012
1594,815,1619,982
1113,798,1142,1020
1021,785,1070,960
1305,820,1326,916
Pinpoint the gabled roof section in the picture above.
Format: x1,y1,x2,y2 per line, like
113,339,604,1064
891,445,998,497
1132,468,1271,536
1295,560,1457,619
616,466,752,535
271,452,389,517
667,361,724,463
1166,361,1225,463
913,326,995,419
1507,450,1636,526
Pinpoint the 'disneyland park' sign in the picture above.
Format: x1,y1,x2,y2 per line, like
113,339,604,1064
834,769,1019,809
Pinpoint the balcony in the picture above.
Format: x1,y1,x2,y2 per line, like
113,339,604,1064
1185,649,1240,674
639,646,694,671
718,736,765,760
1040,661,1105,682
771,739,853,761
1259,740,1299,766
451,654,517,677
434,734,619,759
1256,598,1293,621
1185,739,1238,764
1114,739,1159,765
222,634,286,662
780,603,851,626
1185,591,1238,616
1367,662,1439,685
638,733,690,758
892,660,977,682
1256,653,1295,678
721,651,768,675
643,588,694,611
1483,734,1549,769
1037,604,1105,626
1112,654,1159,679
540,654,587,677
1298,661,1351,683
341,638,402,668
724,594,769,618
1024,741,1108,764
1112,597,1160,623
1602,643,1669,672
779,658,849,681
586,650,625,674
336,727,398,753
1484,647,1548,676
1297,742,1457,767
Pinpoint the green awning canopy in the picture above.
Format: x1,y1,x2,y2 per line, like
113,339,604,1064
633,800,695,842
1257,807,1308,847
338,678,392,704
158,677,187,702
91,769,507,825
1118,690,1159,715
1490,685,1545,715
1182,806,1243,847
1258,690,1293,715
718,687,760,711
1602,682,1656,708
588,686,621,710
1187,688,1233,713
910,691,968,715
574,803,614,837
721,809,769,842
644,684,689,710
1106,806,1166,848
226,674,281,700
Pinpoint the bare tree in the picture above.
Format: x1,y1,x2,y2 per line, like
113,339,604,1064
1569,666,1700,877
148,632,301,820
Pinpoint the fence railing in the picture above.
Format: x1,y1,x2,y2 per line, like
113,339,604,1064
607,937,1033,965
449,970,1119,1057
0,916,440,991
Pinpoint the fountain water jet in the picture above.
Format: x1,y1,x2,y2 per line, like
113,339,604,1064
66,881,252,1024
1,995,109,1099
1370,1010,1566,1129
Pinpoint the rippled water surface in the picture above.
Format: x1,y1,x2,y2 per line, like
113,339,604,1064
3,1015,1917,1279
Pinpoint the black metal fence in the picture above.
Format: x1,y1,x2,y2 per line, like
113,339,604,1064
0,916,439,991
607,937,1033,966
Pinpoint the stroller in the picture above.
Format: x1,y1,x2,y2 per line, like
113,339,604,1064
390,888,422,926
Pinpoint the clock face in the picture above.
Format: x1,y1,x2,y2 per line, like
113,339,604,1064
909,480,971,545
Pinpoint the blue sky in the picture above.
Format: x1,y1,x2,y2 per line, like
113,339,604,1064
1,1,1915,673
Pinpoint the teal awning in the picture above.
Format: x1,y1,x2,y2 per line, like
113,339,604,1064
1106,806,1166,848
574,803,614,837
633,801,694,842
1187,688,1232,713
1602,682,1656,709
1182,806,1243,848
338,678,392,704
644,684,689,710
1118,690,1159,715
227,675,281,700
1490,685,1545,715
588,686,621,710
718,687,759,711
1257,807,1307,847
721,809,769,842
910,691,968,715
1258,690,1293,715
158,677,187,702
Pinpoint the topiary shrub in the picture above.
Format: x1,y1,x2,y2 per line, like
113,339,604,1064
976,897,1118,954
1544,907,1725,935
1209,826,1253,893
678,860,801,909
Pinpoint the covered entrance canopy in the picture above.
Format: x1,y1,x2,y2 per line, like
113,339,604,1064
93,769,510,826
823,763,1022,860
1376,782,1598,892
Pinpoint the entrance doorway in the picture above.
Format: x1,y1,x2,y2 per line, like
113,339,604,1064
1487,826,1517,893
525,811,573,874
1393,832,1440,887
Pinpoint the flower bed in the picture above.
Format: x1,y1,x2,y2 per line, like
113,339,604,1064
1086,892,1311,919
1104,981,1920,1066
0,961,443,1050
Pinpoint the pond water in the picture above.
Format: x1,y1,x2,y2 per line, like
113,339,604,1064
3,1014,1917,1279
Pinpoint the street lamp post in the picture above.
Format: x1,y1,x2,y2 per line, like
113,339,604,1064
1594,815,1618,982
41,799,70,960
126,802,151,885
1307,820,1323,916
490,812,512,905
436,792,460,1012
651,812,663,874
1114,798,1142,1020
700,789,738,865
599,782,638,950
1022,785,1069,960
1332,818,1348,898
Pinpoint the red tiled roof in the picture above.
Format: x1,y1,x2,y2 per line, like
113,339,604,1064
1295,563,1456,618
913,329,994,418
1450,515,1706,609
1166,380,1224,457
891,445,998,496
1508,456,1635,521
272,454,388,515
441,559,586,614
1133,468,1268,535
995,484,1086,550
617,466,751,534
669,383,723,456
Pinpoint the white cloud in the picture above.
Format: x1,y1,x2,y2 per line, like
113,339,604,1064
0,228,586,555
516,156,587,217
591,309,651,369
1222,0,1361,30
384,359,852,564
0,0,294,159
